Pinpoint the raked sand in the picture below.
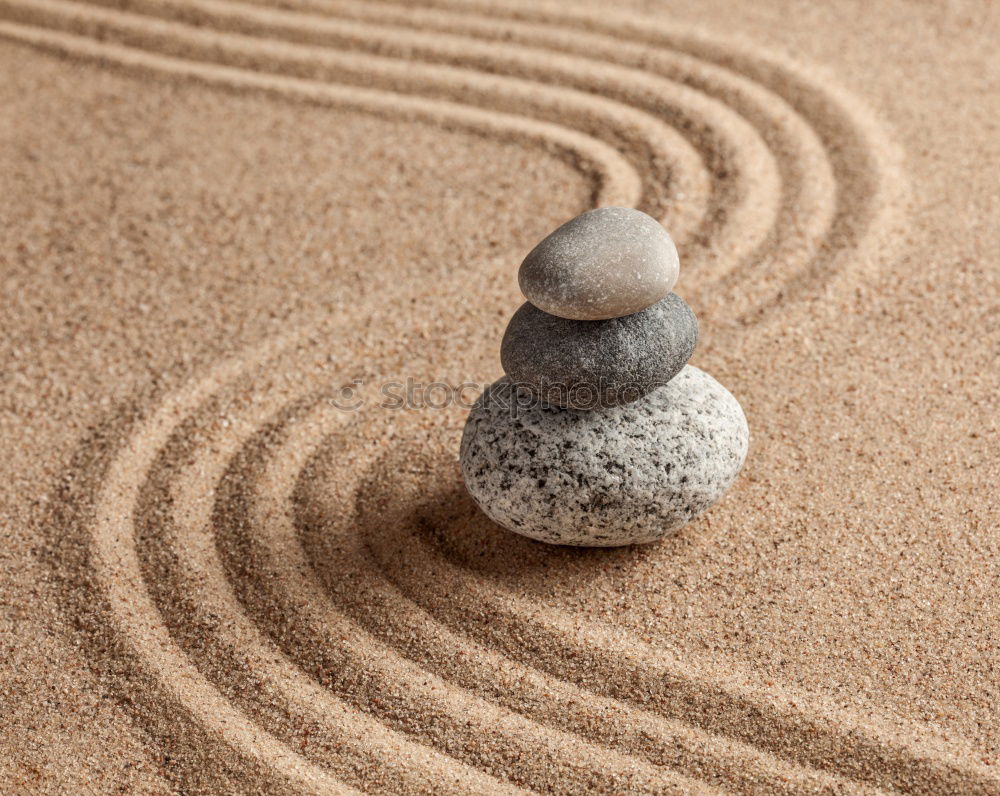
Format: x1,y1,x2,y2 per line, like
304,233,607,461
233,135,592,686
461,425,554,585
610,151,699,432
1,0,998,792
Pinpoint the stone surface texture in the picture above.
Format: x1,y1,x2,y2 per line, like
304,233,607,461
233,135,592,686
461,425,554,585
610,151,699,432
517,206,680,320
500,293,698,409
460,366,749,546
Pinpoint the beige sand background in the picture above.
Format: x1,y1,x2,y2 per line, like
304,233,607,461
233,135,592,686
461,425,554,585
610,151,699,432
1,0,998,792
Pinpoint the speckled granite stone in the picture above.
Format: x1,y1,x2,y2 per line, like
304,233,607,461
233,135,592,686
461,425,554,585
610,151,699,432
500,293,697,409
460,366,749,546
518,207,680,320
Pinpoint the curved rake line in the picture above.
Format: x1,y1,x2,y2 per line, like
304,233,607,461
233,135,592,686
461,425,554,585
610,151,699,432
48,298,991,792
67,0,783,282
130,384,528,793
0,17,641,211
4,0,892,326
0,0,700,240
59,334,359,795
0,27,630,774
67,0,899,326
260,407,871,793
356,451,997,794
350,0,908,321
184,0,859,319
204,395,710,792
13,0,928,788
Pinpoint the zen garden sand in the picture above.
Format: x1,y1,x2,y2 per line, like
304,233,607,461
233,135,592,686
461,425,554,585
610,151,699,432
1,0,998,793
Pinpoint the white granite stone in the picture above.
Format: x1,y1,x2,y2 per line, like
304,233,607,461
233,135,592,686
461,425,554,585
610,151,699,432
460,366,748,546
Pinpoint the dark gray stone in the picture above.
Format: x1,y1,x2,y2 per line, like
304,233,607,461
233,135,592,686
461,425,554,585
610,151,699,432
518,206,679,320
460,366,749,547
500,293,697,409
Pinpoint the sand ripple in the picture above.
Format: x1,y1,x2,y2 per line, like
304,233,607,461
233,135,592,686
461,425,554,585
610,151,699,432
22,0,996,791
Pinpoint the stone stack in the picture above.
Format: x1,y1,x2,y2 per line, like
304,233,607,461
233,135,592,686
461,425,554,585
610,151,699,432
460,207,748,547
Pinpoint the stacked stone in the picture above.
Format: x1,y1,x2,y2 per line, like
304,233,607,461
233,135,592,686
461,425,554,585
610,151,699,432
460,207,749,547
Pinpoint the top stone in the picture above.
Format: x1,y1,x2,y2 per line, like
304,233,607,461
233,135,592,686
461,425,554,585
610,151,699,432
518,207,679,320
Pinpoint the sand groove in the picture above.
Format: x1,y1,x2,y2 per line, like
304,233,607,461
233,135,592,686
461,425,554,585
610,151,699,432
0,0,708,242
203,406,709,793
45,301,999,792
369,0,910,316
0,20,640,209
239,401,872,794
354,447,994,793
19,0,988,792
131,392,546,793
0,0,907,324
68,0,782,276
252,0,905,319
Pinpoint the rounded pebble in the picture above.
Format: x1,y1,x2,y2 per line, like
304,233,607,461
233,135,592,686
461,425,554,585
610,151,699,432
500,293,697,409
517,206,679,320
460,366,749,546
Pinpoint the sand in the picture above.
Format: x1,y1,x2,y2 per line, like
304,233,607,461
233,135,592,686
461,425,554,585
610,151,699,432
0,0,997,792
